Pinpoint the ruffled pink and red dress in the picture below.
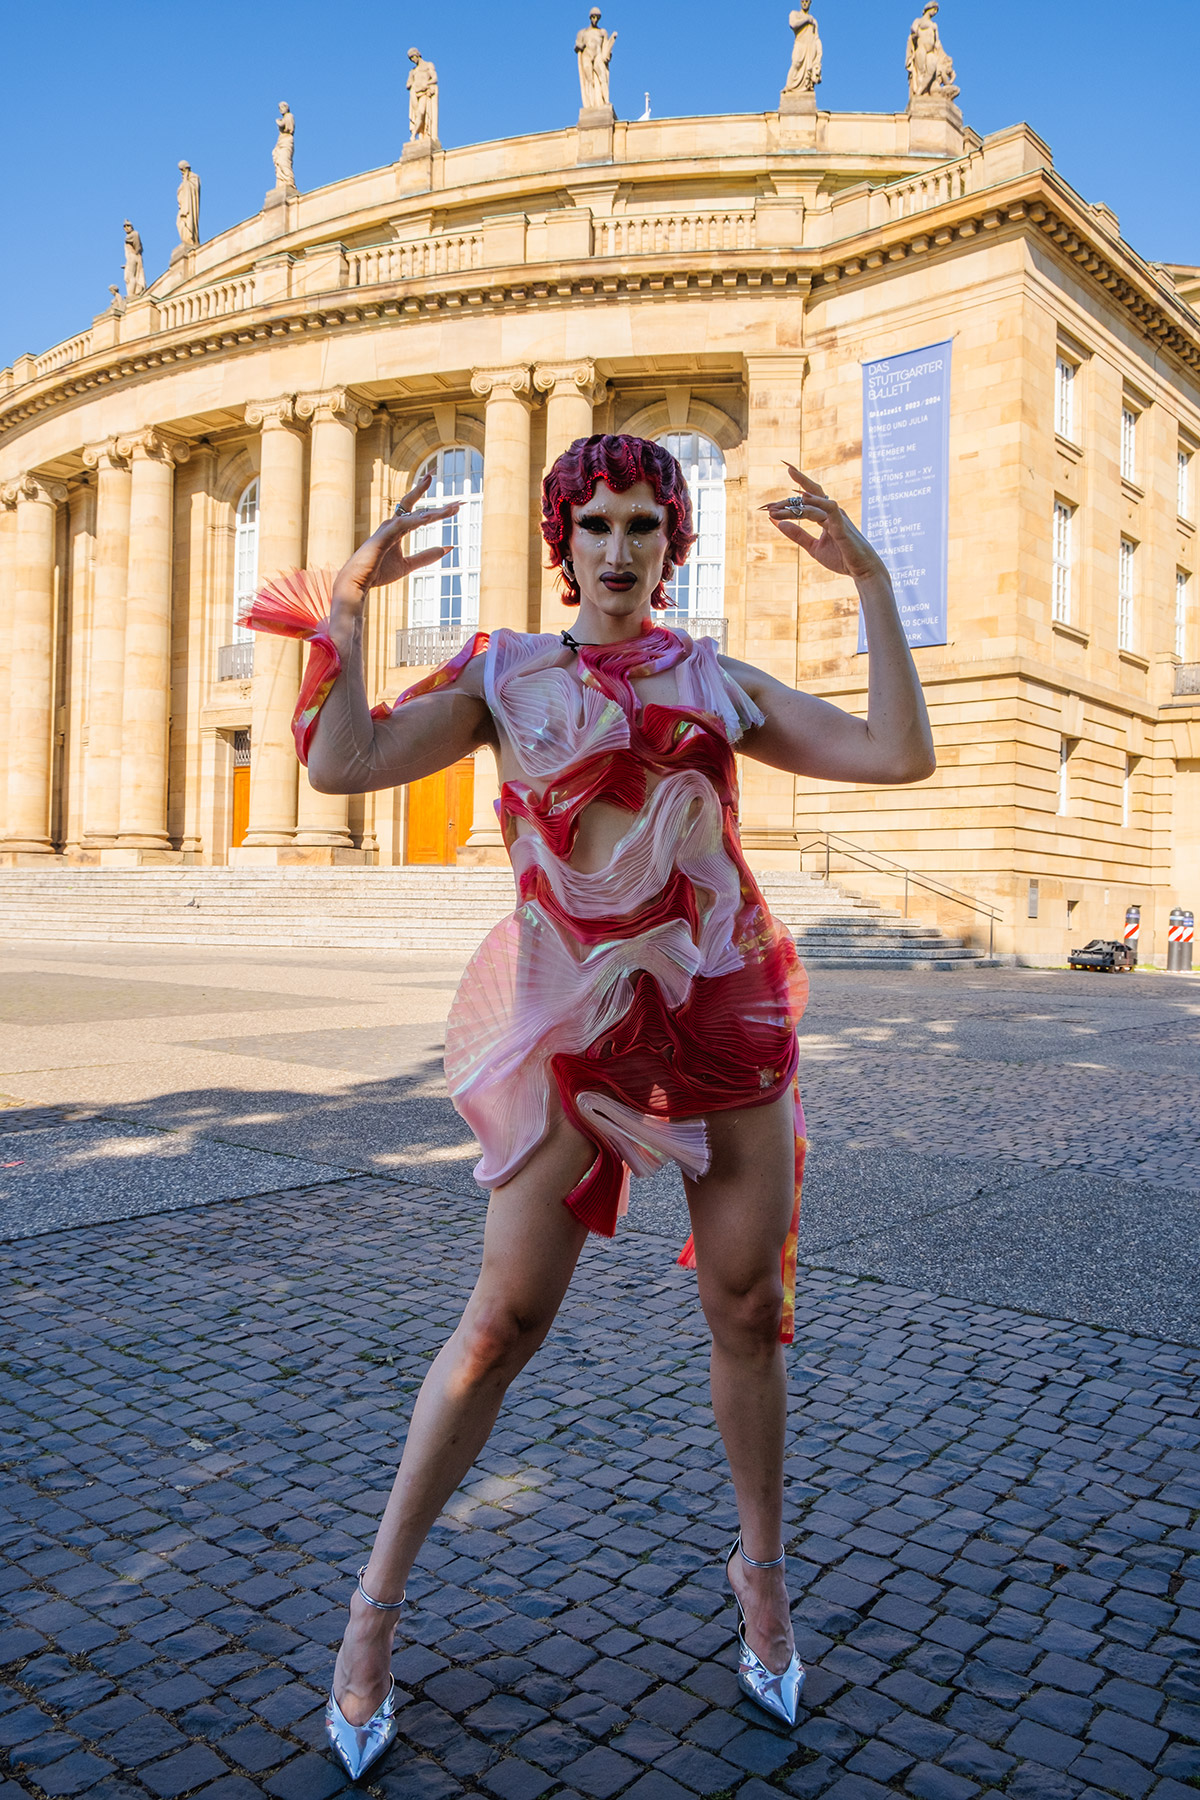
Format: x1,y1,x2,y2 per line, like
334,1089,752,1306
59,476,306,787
242,581,809,1341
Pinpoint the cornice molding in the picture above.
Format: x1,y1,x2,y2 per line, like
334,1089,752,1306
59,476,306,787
1,472,68,505
294,386,373,428
2,168,1198,447
244,395,298,430
810,174,1200,378
471,365,533,401
114,427,191,465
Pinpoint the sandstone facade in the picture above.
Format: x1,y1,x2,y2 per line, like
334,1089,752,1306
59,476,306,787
1,106,1197,963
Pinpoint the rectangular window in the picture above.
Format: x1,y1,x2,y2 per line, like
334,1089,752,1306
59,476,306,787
1178,570,1192,661
1055,356,1077,441
1121,407,1138,483
1118,538,1136,651
1181,448,1194,520
1052,501,1074,624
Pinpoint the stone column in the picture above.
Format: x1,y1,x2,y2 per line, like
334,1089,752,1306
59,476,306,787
0,495,16,842
471,366,534,633
114,429,189,854
460,368,533,859
533,360,597,629
63,483,97,856
2,474,66,855
240,396,305,856
741,353,809,848
80,440,132,848
292,386,372,852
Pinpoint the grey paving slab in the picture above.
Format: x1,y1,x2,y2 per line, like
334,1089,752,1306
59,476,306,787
2,1180,1200,1800
627,1148,1039,1256
806,1166,1200,1343
0,971,350,1028
185,1021,450,1079
0,1119,351,1240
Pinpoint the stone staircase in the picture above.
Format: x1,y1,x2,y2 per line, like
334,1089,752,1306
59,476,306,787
0,868,995,969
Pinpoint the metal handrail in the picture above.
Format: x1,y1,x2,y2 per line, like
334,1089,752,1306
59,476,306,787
795,828,1002,958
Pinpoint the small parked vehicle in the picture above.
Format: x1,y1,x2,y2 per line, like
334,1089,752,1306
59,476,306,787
1067,938,1135,973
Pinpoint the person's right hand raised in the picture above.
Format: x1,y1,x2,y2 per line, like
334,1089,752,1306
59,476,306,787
332,472,462,604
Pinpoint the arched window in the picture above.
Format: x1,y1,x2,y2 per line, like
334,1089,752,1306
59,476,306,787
407,446,484,630
658,432,726,619
232,479,259,643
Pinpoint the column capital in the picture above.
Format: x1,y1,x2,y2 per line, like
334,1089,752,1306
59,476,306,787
532,360,598,398
115,427,191,466
82,437,130,473
295,386,373,429
471,365,532,401
2,473,68,506
245,394,299,431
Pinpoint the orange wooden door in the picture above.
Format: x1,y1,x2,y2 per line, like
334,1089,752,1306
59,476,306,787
404,758,475,864
447,756,475,853
231,765,250,848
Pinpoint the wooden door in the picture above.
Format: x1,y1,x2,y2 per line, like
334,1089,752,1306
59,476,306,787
404,757,475,864
231,765,250,848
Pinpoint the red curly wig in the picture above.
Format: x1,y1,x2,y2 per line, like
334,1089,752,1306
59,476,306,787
540,434,695,609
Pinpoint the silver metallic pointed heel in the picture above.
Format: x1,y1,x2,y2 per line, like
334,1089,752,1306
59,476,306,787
325,1565,405,1779
325,1674,397,1780
726,1537,805,1727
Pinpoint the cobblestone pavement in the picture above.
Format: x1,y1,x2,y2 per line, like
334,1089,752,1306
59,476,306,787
3,1178,1200,1800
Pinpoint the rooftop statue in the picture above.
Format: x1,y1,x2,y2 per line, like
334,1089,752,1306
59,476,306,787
783,0,822,95
176,160,201,249
906,2,959,103
272,101,297,193
407,47,439,145
576,8,617,114
122,220,145,298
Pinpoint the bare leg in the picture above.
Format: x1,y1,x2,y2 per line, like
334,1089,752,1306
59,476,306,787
683,1087,797,1676
333,1111,594,1724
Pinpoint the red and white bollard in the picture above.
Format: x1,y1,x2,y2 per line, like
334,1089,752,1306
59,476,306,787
1124,905,1140,968
1168,907,1194,975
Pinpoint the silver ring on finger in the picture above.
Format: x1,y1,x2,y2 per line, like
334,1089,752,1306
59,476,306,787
785,495,808,518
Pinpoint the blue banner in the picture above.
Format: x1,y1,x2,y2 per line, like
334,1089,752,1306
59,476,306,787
859,339,952,651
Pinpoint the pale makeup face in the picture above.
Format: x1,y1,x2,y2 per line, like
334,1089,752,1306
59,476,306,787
567,481,670,624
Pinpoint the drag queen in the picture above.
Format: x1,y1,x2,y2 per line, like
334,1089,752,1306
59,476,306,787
242,435,934,1776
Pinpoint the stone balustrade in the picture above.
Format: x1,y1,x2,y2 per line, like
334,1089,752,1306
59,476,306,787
347,234,486,287
158,277,257,332
593,211,757,257
36,331,94,379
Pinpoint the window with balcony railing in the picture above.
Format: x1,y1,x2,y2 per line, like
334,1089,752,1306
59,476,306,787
658,431,726,620
233,479,258,641
1181,447,1195,520
407,446,484,631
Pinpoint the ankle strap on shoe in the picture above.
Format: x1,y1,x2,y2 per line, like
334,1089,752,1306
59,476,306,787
356,1566,406,1611
737,1539,786,1569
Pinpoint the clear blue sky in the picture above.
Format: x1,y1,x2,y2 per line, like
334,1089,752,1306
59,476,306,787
3,1,1197,368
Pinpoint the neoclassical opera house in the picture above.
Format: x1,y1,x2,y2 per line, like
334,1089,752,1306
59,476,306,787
2,34,1199,962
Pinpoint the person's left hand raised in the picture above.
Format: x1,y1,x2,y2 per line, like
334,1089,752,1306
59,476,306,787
763,463,885,582
333,472,462,602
